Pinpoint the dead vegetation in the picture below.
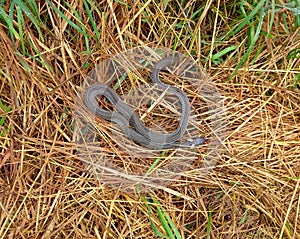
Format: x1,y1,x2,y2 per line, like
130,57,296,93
0,0,300,238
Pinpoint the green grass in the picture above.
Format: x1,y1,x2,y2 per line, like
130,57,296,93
0,0,102,71
216,0,300,81
206,208,212,239
0,99,11,137
142,195,182,239
226,0,266,80
1,0,299,85
211,45,237,64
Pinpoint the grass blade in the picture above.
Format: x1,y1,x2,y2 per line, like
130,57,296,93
154,203,175,239
233,0,266,35
64,2,90,53
221,0,266,40
144,151,166,177
45,0,85,35
0,100,11,127
294,0,300,29
229,5,265,81
268,0,275,35
151,197,182,239
139,195,168,238
16,5,25,54
211,45,237,64
26,0,40,21
26,36,53,73
83,0,101,43
294,73,300,90
206,208,212,239
161,206,182,238
14,0,44,41
0,5,19,40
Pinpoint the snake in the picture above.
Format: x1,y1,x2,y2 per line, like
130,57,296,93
84,56,205,149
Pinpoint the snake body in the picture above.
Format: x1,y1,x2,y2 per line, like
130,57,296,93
84,57,205,149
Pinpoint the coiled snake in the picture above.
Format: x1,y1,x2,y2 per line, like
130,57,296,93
84,57,205,149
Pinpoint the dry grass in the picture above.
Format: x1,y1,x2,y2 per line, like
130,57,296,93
0,0,300,238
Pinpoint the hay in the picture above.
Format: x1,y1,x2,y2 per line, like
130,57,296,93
0,1,299,238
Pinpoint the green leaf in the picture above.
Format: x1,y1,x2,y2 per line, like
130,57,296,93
83,0,101,43
234,0,266,35
268,0,275,35
64,2,90,52
14,51,33,72
26,37,53,73
211,46,237,63
222,0,266,40
114,0,129,7
14,0,44,41
294,73,300,90
0,100,12,113
0,100,11,127
26,0,40,20
287,48,300,60
0,5,20,40
229,5,265,81
150,197,183,239
163,0,171,10
112,72,128,90
294,0,300,29
190,6,205,20
0,126,11,136
154,203,175,239
163,208,182,239
239,209,248,224
45,0,85,35
142,197,168,238
0,116,5,126
144,151,166,177
16,5,26,54
206,208,212,239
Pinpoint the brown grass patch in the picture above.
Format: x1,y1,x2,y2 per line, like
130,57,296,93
0,1,299,238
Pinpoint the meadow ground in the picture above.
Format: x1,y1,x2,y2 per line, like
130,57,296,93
0,0,300,238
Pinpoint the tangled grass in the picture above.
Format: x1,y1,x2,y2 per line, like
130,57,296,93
0,0,300,238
